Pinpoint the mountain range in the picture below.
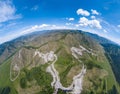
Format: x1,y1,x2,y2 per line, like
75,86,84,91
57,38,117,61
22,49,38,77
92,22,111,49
0,30,120,94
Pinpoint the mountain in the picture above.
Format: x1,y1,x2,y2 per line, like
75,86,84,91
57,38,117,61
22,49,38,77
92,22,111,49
84,32,116,44
0,30,50,64
85,32,120,86
0,30,120,94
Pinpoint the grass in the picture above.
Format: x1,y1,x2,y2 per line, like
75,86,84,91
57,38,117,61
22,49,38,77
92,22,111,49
19,63,53,93
0,58,11,87
0,57,19,94
73,47,120,94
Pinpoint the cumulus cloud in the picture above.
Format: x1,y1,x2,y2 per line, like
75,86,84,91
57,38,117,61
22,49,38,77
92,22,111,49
68,18,74,21
79,17,102,29
0,0,21,23
76,9,90,16
91,9,99,15
66,18,75,21
91,16,96,19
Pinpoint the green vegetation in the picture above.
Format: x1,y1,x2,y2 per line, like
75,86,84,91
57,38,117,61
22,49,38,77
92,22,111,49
57,89,66,94
20,77,27,88
0,59,11,87
81,57,102,69
0,87,11,94
0,57,19,94
55,48,75,86
102,44,120,84
19,64,53,93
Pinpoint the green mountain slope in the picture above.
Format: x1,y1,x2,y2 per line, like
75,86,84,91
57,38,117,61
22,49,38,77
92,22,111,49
85,32,120,87
102,44,120,85
0,30,120,94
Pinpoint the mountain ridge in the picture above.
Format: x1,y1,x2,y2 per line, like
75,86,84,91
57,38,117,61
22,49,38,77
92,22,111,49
0,29,118,65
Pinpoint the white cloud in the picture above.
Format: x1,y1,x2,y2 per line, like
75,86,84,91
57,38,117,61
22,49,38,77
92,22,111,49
79,17,89,26
91,16,96,19
75,24,80,27
49,25,68,30
91,9,99,15
79,17,102,29
0,0,21,23
22,24,70,34
76,9,90,16
0,24,47,44
65,23,73,26
102,20,120,33
0,24,71,44
103,29,108,33
66,18,75,21
68,18,74,21
31,5,39,11
21,24,49,34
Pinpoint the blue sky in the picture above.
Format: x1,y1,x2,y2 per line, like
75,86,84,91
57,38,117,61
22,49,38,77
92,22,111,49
0,0,120,44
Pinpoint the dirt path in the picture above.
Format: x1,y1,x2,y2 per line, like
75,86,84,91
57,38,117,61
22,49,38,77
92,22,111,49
46,51,86,94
